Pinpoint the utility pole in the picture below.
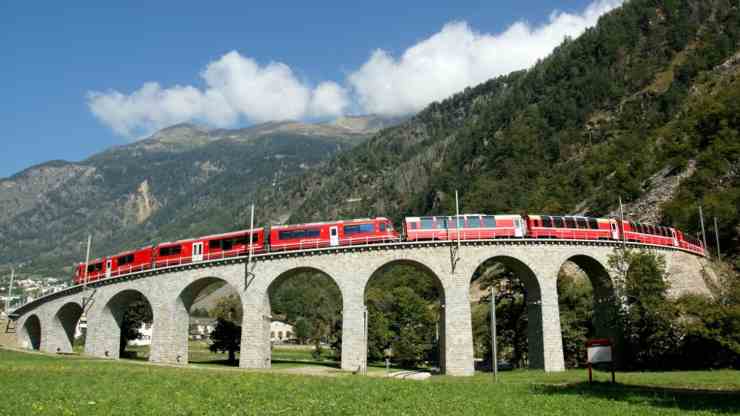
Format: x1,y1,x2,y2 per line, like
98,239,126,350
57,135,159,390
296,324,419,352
490,285,498,383
364,306,369,376
5,268,15,314
714,217,721,262
699,206,708,254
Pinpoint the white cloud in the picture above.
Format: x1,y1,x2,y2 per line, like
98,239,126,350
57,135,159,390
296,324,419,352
88,51,349,138
348,0,623,116
88,0,622,138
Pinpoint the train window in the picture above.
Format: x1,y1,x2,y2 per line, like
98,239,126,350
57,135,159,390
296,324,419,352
87,263,103,273
483,216,496,228
380,223,386,232
345,224,375,234
117,254,135,266
159,245,182,257
588,218,599,229
410,222,417,230
576,218,588,229
436,218,447,229
565,217,576,229
542,217,553,228
553,217,564,228
421,218,434,229
468,217,481,228
209,240,222,250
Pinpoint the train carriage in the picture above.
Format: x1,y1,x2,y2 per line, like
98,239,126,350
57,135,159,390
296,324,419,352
618,220,677,247
269,217,398,251
404,214,526,241
526,215,617,240
200,228,266,261
107,246,154,277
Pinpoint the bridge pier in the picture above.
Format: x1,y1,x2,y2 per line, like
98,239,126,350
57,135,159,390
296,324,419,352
441,285,474,376
149,299,189,365
527,280,565,371
240,293,271,369
340,290,366,373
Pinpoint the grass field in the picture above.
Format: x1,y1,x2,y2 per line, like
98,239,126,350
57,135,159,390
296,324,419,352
0,348,738,416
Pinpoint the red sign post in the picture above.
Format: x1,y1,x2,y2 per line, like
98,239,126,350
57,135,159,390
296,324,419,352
586,338,615,384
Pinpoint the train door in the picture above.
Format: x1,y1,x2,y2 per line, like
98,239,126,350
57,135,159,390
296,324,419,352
192,242,204,262
105,259,112,279
330,226,339,247
514,217,525,238
670,229,679,246
610,220,619,240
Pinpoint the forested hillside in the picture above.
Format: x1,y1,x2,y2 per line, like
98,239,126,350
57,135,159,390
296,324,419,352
256,0,740,264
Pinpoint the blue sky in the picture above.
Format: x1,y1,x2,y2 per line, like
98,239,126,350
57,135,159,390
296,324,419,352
1,1,620,178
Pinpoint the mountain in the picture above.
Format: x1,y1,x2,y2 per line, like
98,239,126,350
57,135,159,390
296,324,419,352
251,0,740,261
0,116,398,278
5,0,740,279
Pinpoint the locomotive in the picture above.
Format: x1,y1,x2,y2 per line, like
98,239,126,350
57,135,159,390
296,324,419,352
73,214,704,284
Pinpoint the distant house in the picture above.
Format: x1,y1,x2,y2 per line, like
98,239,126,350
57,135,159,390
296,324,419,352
189,317,216,340
270,320,295,344
128,322,154,346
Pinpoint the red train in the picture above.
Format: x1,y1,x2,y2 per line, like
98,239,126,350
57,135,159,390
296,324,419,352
73,214,704,285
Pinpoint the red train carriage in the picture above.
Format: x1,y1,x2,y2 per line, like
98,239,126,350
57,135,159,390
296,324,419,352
269,218,398,251
404,214,526,241
674,230,705,256
108,246,154,277
618,220,678,247
526,215,617,240
154,238,196,268
200,228,266,260
74,258,106,284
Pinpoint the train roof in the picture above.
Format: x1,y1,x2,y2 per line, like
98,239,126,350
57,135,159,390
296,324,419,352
405,214,522,221
271,217,389,230
198,228,264,240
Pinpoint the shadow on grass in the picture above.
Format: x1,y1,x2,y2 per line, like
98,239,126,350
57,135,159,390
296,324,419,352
535,381,740,414
271,359,340,369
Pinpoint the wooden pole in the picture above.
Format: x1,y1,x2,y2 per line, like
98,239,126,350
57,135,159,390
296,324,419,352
83,235,91,290
619,197,627,250
455,190,461,252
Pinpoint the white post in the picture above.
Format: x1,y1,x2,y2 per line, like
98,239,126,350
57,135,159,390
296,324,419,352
364,306,369,376
5,268,15,313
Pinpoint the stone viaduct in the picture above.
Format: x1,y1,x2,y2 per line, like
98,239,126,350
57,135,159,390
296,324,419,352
9,240,711,376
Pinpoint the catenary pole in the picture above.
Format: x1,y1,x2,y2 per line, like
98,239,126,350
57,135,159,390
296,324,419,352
619,197,627,250
247,204,255,269
82,234,91,291
455,190,461,252
491,285,498,383
5,268,14,314
699,206,708,254
714,217,721,262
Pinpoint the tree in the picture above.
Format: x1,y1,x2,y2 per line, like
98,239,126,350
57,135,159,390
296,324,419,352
608,249,680,369
119,299,153,357
208,295,243,365
209,318,241,365
557,270,594,368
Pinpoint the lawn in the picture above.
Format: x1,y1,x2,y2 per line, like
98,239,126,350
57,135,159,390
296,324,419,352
0,348,738,416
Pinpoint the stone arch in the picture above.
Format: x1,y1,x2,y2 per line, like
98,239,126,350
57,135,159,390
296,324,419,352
20,314,41,350
265,266,344,366
470,255,545,369
560,254,617,340
98,289,154,360
174,277,242,365
51,302,84,353
364,259,447,372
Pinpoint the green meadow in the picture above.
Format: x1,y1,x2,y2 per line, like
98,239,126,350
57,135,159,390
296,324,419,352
1,348,739,416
